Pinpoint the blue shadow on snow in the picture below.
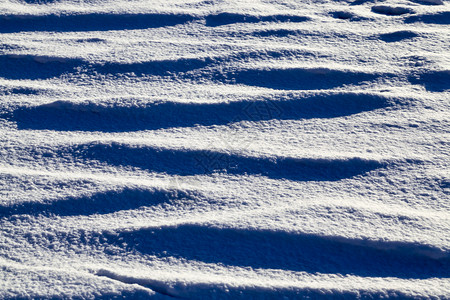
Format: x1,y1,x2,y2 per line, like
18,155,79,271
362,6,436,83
0,54,212,80
12,93,394,132
0,13,196,33
378,30,418,42
212,68,384,90
204,13,309,27
408,70,449,92
64,142,386,181
99,224,450,279
404,11,450,25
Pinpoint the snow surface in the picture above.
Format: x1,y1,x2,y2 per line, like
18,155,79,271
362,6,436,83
0,0,449,298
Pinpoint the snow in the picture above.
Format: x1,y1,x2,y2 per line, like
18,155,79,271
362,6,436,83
0,0,449,298
371,5,415,16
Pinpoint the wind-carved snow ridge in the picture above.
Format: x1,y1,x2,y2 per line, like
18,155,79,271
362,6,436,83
0,0,449,298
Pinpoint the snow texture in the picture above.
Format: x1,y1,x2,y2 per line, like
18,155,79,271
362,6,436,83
0,0,449,298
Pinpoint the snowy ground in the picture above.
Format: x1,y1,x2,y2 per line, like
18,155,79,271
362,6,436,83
0,0,449,298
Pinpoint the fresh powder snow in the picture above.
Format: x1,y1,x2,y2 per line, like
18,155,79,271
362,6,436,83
0,0,449,298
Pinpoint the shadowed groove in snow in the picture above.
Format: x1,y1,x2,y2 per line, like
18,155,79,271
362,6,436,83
0,188,196,217
0,54,213,80
76,37,107,43
212,68,384,90
22,0,61,3
204,13,310,27
371,6,414,16
404,11,450,24
63,142,386,181
96,224,450,278
96,269,422,299
408,70,450,92
89,50,321,77
330,11,356,20
12,93,395,131
0,55,84,80
251,29,304,37
0,13,196,33
0,50,325,80
378,30,419,42
408,0,444,4
0,12,311,33
350,0,376,6
93,57,214,76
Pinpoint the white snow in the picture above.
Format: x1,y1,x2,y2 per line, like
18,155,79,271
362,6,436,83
0,0,449,298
